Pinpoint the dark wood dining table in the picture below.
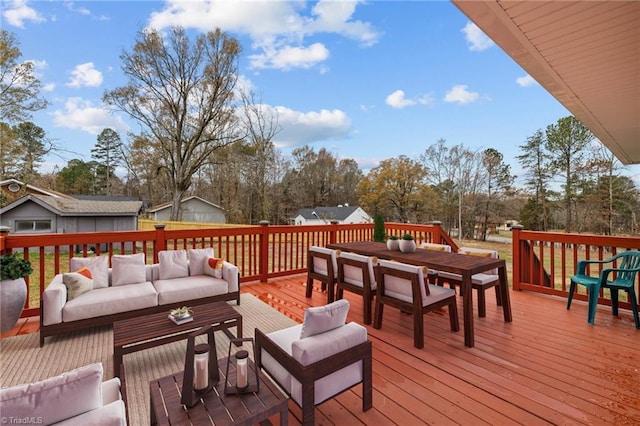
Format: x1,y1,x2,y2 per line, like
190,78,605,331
327,241,512,348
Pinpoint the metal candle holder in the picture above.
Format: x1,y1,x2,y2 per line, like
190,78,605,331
181,326,219,407
224,337,259,394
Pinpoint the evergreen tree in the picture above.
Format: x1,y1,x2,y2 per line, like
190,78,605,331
92,128,123,195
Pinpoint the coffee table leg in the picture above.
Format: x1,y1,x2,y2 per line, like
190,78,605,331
114,348,123,377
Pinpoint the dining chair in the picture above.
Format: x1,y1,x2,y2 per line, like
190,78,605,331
567,250,640,328
373,259,459,349
336,252,377,324
420,242,452,284
436,247,502,317
306,246,339,302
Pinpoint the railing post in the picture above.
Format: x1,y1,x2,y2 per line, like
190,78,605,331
259,220,270,283
154,224,167,263
0,226,9,255
329,220,339,245
512,225,523,291
431,221,443,244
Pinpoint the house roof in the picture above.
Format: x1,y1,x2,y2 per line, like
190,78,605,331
0,178,72,199
146,195,225,213
0,194,143,216
452,1,640,165
293,206,361,221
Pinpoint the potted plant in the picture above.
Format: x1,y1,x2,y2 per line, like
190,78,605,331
386,235,400,251
398,234,416,253
0,253,33,332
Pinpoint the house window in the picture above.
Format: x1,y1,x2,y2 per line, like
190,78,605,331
15,220,52,233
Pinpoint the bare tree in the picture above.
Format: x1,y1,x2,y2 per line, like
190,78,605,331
103,27,242,220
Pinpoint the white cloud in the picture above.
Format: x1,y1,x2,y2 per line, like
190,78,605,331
462,22,494,52
148,0,380,71
2,0,45,28
516,74,538,87
42,83,55,92
249,42,329,70
444,85,479,104
64,1,91,15
53,98,129,134
386,90,434,109
271,106,351,147
67,63,103,88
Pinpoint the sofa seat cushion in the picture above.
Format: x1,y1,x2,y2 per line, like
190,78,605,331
0,363,104,426
62,282,158,322
55,400,126,426
153,275,229,306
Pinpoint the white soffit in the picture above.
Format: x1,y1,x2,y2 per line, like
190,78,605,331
452,1,640,165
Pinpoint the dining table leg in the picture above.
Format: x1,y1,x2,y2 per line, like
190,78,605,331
461,271,474,347
498,266,512,322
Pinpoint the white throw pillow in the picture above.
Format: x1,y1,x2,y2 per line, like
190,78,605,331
0,363,104,425
158,250,189,280
203,257,224,279
63,272,94,300
188,248,214,276
300,299,350,339
69,256,108,289
111,253,146,286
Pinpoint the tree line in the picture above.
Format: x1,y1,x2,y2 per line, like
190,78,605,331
1,29,638,236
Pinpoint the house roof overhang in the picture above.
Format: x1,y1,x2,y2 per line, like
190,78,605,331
452,0,640,165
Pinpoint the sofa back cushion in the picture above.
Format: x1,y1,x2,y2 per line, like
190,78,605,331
69,256,109,289
188,248,214,276
112,253,147,286
158,250,189,280
0,363,104,425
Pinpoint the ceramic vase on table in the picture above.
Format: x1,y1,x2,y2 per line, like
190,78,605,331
386,239,399,251
0,278,27,333
398,239,417,253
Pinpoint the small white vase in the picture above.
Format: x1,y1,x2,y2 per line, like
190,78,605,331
398,239,416,253
386,239,399,250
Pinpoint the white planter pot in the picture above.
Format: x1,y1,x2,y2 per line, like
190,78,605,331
386,239,399,250
0,278,27,332
398,239,416,253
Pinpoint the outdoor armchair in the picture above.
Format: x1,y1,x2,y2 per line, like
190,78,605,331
255,299,373,425
306,246,339,302
567,250,640,328
336,251,377,324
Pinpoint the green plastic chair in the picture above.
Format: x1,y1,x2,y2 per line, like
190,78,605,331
567,250,640,329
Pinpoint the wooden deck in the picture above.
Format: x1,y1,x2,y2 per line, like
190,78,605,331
3,274,639,425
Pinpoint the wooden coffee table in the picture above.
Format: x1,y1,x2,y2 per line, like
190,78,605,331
113,302,242,377
150,357,288,425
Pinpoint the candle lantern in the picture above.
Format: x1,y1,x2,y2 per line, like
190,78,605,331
224,338,259,394
181,326,219,407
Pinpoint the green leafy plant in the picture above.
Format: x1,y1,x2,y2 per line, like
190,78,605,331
388,235,399,240
0,253,33,281
170,306,192,318
402,234,414,241
373,214,386,242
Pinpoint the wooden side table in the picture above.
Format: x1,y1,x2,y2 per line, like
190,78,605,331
150,357,288,425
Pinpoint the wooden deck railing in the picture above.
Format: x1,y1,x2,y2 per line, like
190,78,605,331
512,225,640,310
2,221,639,317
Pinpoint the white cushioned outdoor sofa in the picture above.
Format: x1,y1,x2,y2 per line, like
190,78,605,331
0,363,126,425
40,248,239,346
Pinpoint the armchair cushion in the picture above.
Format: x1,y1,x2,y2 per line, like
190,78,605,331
69,256,108,289
0,363,104,425
300,299,349,339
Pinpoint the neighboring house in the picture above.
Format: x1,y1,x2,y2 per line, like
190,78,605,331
0,194,143,235
0,178,72,206
291,205,372,225
146,196,226,223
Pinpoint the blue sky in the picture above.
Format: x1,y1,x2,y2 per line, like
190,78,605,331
4,0,639,185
